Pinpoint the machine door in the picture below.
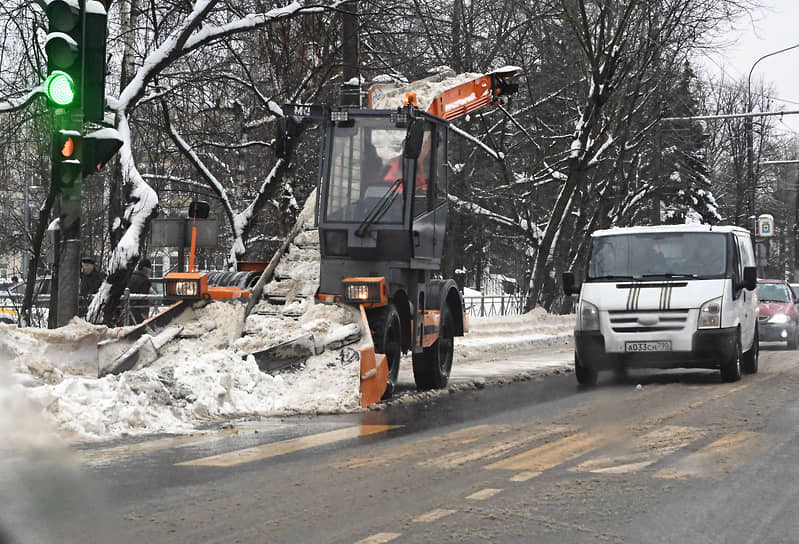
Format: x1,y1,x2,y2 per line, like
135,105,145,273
412,124,447,261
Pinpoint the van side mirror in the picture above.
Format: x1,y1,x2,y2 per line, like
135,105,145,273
562,272,581,296
403,119,424,159
742,266,756,291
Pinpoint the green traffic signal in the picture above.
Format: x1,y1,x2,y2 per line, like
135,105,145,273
45,70,76,106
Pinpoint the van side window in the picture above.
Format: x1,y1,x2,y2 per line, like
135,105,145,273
735,234,755,268
730,236,742,285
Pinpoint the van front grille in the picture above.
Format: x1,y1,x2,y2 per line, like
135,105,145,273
608,310,689,333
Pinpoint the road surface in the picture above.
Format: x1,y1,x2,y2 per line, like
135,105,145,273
3,344,798,543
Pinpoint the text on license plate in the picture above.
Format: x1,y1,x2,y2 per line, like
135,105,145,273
625,341,671,353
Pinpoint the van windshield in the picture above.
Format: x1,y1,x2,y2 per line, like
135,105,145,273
587,232,727,280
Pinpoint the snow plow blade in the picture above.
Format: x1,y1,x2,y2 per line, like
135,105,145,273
357,305,389,407
248,333,320,373
97,300,204,377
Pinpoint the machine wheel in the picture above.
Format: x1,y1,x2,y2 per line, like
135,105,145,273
369,304,402,399
412,305,455,390
742,328,759,374
720,332,742,382
574,351,598,387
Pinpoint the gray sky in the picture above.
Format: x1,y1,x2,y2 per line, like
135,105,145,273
701,0,799,135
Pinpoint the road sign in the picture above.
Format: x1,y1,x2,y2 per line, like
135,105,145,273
757,214,774,237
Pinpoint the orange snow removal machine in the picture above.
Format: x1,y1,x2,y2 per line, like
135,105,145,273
279,67,521,405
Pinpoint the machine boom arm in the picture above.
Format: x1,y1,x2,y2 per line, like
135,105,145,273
368,66,520,121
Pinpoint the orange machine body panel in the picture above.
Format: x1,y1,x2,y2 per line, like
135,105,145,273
358,305,389,406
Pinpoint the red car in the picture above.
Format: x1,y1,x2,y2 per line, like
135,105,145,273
757,279,799,348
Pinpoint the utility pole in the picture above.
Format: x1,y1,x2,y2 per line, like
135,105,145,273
23,122,32,280
340,1,360,107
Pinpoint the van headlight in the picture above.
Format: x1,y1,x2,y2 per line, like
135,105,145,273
698,296,722,329
578,300,600,331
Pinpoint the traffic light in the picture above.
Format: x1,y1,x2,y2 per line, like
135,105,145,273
82,128,122,176
82,1,109,121
52,129,82,191
45,0,82,109
44,1,109,120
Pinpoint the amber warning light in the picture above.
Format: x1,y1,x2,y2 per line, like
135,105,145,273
61,136,75,158
404,92,418,106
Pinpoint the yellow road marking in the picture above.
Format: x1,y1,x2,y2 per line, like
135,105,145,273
337,424,507,468
78,422,285,464
509,471,542,482
654,431,772,480
484,432,605,472
419,424,573,470
79,433,219,464
570,425,705,474
177,425,402,467
413,509,457,523
466,488,503,501
354,532,401,544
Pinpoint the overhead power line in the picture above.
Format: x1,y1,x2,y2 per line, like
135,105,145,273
662,110,799,122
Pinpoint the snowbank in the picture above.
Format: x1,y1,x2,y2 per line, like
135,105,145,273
0,307,575,443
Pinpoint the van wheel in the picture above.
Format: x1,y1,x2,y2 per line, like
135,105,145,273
575,352,598,387
613,363,628,383
742,328,759,374
720,333,742,382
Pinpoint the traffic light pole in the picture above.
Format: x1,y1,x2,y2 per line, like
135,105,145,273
44,0,116,326
53,110,83,326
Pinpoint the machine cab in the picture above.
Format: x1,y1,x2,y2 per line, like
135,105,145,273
316,107,449,266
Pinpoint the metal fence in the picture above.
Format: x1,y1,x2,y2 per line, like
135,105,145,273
0,283,168,328
3,286,529,327
463,294,528,317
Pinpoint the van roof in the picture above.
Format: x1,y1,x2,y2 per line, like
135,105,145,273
591,224,750,238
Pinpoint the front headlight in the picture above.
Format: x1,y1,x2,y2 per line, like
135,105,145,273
578,300,600,331
768,313,790,324
342,277,387,307
698,296,722,329
175,281,198,297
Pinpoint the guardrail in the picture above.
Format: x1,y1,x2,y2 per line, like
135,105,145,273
463,295,527,317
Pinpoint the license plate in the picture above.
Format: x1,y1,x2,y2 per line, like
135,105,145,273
625,341,671,353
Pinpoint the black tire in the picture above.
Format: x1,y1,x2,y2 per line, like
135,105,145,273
575,351,598,387
742,327,759,374
612,363,628,384
787,328,798,351
368,304,402,399
412,305,455,390
720,331,742,382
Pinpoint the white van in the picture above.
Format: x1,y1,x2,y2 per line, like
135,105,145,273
562,224,758,385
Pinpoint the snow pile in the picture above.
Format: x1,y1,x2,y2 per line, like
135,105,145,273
0,305,575,443
0,300,364,442
455,307,574,362
370,69,483,111
0,320,119,380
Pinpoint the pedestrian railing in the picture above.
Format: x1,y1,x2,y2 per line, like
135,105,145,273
0,291,167,328
463,294,527,317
